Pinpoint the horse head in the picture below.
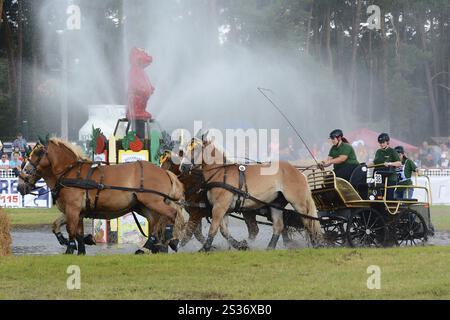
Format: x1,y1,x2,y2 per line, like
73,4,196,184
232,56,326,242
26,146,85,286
179,135,227,173
18,138,85,196
17,142,51,195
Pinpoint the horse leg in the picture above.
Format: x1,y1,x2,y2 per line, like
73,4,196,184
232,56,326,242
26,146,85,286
219,215,248,250
64,206,80,255
281,228,294,248
76,219,86,255
180,211,204,247
201,203,229,252
243,211,259,241
135,209,161,254
268,208,284,250
52,213,69,246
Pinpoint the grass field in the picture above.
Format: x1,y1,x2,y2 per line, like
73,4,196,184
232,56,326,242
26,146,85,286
2,206,449,300
1,246,450,299
4,205,450,230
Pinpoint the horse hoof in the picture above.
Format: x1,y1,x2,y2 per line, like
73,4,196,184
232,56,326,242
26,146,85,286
135,249,145,255
77,251,86,256
238,240,249,250
64,248,75,255
168,239,179,252
84,234,96,246
198,246,211,253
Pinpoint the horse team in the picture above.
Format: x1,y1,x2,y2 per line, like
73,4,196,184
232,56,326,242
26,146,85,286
17,136,323,255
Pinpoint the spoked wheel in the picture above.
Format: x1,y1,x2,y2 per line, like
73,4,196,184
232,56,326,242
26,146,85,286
321,217,347,247
393,209,428,246
347,208,388,247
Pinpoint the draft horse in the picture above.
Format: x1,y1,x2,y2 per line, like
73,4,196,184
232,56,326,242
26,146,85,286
180,137,323,252
160,151,258,250
17,138,185,255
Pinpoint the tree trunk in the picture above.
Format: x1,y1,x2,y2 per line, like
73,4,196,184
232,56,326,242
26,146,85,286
16,0,24,129
418,12,440,137
380,7,389,128
2,8,16,101
0,0,4,29
305,0,314,55
325,5,333,70
368,31,374,123
349,0,362,114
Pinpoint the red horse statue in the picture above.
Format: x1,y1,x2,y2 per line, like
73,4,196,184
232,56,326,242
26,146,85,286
126,47,154,121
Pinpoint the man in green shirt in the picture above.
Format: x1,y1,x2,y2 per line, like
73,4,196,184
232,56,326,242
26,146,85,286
394,146,418,199
372,133,402,200
321,129,359,181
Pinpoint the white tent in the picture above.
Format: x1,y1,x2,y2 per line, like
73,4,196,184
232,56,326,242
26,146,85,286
78,105,126,141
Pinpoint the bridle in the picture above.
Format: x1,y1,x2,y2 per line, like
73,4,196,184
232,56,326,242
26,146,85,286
19,144,47,185
19,143,80,190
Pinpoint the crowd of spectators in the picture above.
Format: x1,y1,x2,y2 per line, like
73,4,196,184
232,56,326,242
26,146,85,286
0,133,28,172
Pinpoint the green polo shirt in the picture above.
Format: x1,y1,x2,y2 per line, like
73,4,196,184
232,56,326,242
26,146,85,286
374,147,400,183
398,158,417,185
328,142,359,171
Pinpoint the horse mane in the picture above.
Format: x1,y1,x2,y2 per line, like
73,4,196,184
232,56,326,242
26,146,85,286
49,138,90,161
204,139,228,164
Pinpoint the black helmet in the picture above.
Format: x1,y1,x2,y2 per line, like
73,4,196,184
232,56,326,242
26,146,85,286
378,133,390,143
329,129,343,139
394,146,405,154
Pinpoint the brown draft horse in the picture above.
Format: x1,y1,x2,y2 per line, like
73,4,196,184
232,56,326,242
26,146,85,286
17,138,185,255
180,137,323,252
160,151,258,250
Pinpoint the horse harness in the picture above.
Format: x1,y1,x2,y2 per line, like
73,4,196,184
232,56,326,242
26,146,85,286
51,160,181,213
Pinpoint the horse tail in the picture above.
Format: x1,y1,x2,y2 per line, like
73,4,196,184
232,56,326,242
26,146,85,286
165,170,186,239
166,170,184,201
304,187,323,244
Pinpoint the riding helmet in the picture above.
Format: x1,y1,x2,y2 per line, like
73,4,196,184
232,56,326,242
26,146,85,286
329,129,343,139
394,146,405,154
377,132,390,143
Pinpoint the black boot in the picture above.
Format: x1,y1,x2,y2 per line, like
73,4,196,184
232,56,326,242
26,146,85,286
54,231,69,246
136,235,159,254
83,234,96,246
65,240,77,254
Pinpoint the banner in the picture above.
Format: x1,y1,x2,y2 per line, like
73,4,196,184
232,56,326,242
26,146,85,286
0,178,52,208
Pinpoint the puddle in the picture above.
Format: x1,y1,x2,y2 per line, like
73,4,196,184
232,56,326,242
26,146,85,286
10,219,449,256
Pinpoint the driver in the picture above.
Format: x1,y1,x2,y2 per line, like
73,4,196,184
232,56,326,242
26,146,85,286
321,129,359,181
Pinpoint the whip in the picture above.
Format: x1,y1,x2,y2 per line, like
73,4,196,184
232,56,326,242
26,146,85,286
257,87,320,165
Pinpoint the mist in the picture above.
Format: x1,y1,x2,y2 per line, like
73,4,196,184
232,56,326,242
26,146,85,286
37,0,357,146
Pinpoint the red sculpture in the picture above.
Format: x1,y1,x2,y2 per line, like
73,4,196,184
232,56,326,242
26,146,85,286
126,47,154,121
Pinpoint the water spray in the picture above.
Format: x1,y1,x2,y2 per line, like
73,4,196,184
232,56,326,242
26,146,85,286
257,87,320,165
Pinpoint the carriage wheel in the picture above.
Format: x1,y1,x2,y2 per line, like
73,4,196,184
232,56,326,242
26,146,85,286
321,217,347,247
393,209,428,246
346,208,388,247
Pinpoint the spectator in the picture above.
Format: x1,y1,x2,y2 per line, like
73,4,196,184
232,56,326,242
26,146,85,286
418,141,430,164
9,152,22,170
279,136,299,161
12,132,27,154
439,153,449,168
421,153,436,168
0,154,10,169
12,147,24,161
0,140,3,157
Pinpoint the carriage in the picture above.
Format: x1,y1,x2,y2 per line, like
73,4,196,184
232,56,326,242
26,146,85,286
306,165,434,247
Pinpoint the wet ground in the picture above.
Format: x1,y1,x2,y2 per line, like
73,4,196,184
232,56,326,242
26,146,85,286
11,219,450,256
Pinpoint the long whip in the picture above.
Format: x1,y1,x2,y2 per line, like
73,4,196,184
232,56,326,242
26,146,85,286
257,87,319,165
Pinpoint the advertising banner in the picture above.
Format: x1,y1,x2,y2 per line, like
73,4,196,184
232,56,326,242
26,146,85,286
0,178,51,208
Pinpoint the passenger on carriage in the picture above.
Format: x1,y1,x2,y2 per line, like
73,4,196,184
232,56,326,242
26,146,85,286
394,146,418,199
320,129,359,181
372,133,401,200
